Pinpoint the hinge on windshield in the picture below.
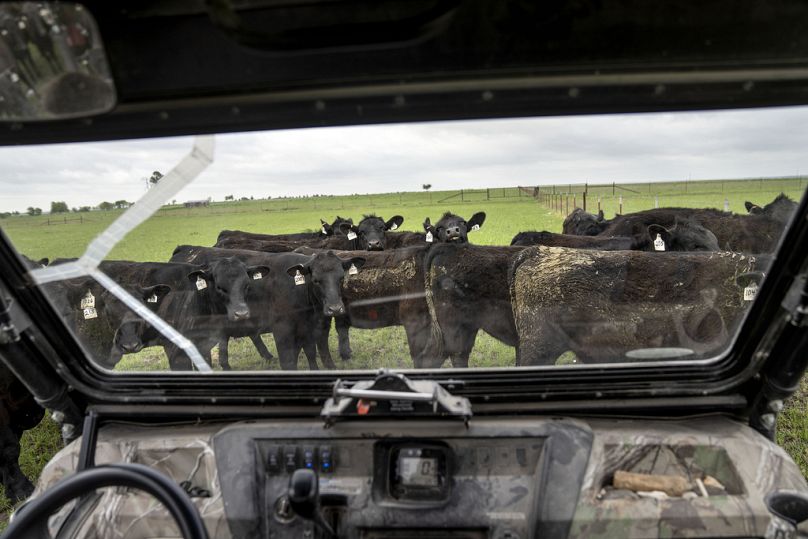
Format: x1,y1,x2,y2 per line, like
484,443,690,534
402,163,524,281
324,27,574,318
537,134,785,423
782,273,808,327
321,369,472,427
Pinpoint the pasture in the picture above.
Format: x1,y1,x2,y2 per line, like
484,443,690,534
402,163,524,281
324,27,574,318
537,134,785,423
0,177,806,521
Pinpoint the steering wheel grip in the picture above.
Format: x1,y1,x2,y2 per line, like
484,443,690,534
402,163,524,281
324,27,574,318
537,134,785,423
4,463,209,539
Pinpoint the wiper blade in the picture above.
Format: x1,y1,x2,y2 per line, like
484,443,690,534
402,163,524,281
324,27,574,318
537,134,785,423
321,369,471,427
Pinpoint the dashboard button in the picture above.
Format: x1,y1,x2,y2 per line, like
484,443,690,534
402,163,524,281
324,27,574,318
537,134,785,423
319,446,333,473
284,447,299,472
302,446,316,470
266,445,281,473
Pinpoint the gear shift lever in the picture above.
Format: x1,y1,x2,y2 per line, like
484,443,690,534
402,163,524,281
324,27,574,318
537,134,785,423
288,468,335,538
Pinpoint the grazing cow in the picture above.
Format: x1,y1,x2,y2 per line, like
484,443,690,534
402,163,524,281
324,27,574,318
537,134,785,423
744,193,798,225
172,245,364,370
509,246,768,366
216,216,354,245
423,211,486,243
597,207,783,253
424,243,525,368
562,208,610,236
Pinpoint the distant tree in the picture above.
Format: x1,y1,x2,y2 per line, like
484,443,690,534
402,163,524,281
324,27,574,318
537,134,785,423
12,211,19,216
224,195,234,201
250,195,254,200
149,171,163,185
79,206,91,212
98,201,114,211
0,212,10,219
27,207,42,216
240,196,249,201
114,200,131,209
171,199,176,205
50,201,69,213
422,184,432,191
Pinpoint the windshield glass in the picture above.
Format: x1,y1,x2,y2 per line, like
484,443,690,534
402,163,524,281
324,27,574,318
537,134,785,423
1,107,805,373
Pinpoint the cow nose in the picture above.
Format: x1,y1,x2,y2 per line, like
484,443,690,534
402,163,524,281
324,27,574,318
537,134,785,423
120,342,142,353
233,309,250,320
324,304,345,316
367,240,382,250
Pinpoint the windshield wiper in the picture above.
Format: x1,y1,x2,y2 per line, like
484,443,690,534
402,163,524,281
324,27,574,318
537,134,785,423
321,369,471,427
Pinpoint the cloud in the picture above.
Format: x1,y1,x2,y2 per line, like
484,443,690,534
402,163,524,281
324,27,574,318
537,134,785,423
1,105,807,212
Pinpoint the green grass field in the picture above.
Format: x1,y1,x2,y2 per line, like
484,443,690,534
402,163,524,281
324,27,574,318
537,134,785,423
0,177,806,522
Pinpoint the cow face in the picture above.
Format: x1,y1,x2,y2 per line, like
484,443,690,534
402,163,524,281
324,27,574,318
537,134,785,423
341,215,404,250
110,284,172,361
188,258,269,322
286,252,366,316
563,208,608,236
745,193,797,224
423,211,486,243
647,220,720,252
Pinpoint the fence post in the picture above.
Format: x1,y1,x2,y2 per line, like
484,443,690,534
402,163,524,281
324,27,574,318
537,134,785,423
582,191,587,211
565,194,569,215
461,189,464,202
573,194,576,209
487,188,490,200
619,195,623,215
612,182,615,195
598,197,601,212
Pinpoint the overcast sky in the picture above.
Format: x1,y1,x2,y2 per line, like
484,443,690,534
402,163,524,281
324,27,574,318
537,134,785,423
1,105,807,213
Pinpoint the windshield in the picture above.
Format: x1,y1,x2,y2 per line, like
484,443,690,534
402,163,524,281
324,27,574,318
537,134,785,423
1,107,805,373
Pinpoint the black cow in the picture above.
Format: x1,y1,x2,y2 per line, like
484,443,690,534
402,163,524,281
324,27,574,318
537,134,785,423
216,216,354,245
511,231,633,249
562,208,610,236
341,214,404,250
745,193,798,225
509,246,769,366
424,244,525,368
423,211,486,243
172,245,363,370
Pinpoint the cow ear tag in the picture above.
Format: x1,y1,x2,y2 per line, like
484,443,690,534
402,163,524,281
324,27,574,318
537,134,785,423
80,291,95,309
294,270,306,286
389,223,398,231
348,263,359,275
426,231,434,243
321,225,328,235
471,224,480,231
147,293,158,303
347,231,357,240
83,307,97,320
653,234,665,251
744,282,758,301
196,276,207,290
252,271,262,280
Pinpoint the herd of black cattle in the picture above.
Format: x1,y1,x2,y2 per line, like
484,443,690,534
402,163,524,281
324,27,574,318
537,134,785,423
0,193,797,501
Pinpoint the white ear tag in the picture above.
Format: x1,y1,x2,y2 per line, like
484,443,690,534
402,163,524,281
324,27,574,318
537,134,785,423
390,223,398,231
294,270,306,286
653,234,665,251
743,282,758,301
252,271,262,280
471,224,480,231
83,307,97,320
195,276,207,290
80,291,95,309
348,263,358,275
426,231,434,243
347,231,357,240
147,293,158,303
321,226,328,235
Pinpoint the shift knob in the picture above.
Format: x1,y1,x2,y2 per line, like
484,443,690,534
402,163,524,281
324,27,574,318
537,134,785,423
288,468,319,520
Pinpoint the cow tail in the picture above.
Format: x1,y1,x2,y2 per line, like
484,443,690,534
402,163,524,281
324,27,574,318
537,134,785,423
422,248,445,362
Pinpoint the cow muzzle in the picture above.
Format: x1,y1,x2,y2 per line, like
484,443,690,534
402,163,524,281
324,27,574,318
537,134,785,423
324,304,346,316
232,308,251,321
119,341,143,354
366,240,383,250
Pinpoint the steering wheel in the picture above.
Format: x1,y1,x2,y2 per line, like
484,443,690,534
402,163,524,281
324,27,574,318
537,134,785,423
3,463,209,539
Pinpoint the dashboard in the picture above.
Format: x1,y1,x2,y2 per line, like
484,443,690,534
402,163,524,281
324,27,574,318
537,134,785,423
31,415,808,539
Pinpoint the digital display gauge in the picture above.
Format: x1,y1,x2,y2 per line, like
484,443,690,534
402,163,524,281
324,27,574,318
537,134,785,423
390,445,450,501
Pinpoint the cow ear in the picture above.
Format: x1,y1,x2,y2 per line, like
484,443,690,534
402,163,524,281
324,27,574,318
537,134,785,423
36,257,49,267
247,265,271,280
338,222,356,235
423,217,433,232
736,271,765,287
286,264,311,277
320,219,332,235
648,224,672,245
342,257,366,272
187,269,209,285
745,201,763,214
386,215,404,231
141,284,171,303
468,212,486,231
597,209,605,221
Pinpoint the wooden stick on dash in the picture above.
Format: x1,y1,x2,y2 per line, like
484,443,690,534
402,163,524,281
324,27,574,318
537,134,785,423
613,470,692,497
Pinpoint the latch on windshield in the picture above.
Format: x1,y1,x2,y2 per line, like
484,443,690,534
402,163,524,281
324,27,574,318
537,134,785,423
321,370,471,427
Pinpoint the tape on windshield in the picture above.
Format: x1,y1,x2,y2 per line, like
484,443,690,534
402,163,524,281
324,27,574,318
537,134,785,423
29,136,215,373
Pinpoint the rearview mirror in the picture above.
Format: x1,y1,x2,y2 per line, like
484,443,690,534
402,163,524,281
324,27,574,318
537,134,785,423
0,2,115,121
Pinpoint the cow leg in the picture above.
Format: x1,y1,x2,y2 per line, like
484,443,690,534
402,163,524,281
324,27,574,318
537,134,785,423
218,337,231,371
249,335,275,362
334,317,352,360
272,328,299,370
315,319,338,370
302,336,320,370
0,423,33,502
450,329,477,369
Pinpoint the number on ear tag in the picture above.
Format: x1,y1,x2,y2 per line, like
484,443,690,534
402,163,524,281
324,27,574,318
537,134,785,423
294,270,306,286
347,231,357,240
252,272,262,280
321,226,327,235
390,223,398,231
80,292,95,309
471,224,480,231
83,307,97,320
147,294,158,303
426,231,433,243
196,276,207,290
348,263,358,275
744,283,758,301
653,234,665,252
